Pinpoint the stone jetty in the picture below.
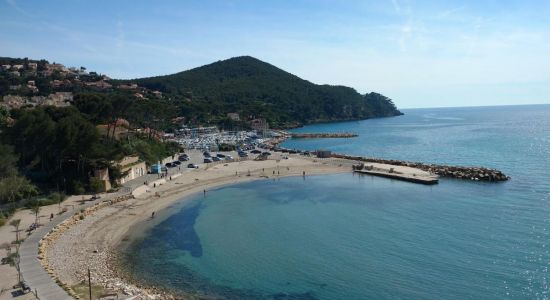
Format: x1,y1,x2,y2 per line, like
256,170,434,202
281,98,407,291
332,153,509,182
290,132,358,138
265,142,509,182
266,133,508,183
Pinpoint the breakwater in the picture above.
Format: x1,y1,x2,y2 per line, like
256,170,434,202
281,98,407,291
290,132,358,138
332,153,509,182
262,136,509,182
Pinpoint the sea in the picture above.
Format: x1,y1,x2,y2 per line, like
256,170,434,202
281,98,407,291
122,104,550,299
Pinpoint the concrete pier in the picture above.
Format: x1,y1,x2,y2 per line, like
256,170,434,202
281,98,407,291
353,163,439,185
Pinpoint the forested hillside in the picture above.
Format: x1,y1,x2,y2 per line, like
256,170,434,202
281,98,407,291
122,56,402,128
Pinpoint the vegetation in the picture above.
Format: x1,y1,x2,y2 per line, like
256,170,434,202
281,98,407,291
0,55,403,218
73,92,177,131
0,144,37,218
2,106,117,194
0,105,179,216
9,219,21,243
122,56,402,128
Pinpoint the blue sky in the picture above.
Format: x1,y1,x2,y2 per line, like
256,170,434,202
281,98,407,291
1,0,549,108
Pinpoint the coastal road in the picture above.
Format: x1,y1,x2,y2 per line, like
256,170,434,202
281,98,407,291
18,190,130,300
19,212,74,300
16,149,242,300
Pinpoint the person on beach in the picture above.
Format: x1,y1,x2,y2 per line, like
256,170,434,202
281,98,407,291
151,211,155,219
50,213,54,221
203,189,206,197
303,170,306,177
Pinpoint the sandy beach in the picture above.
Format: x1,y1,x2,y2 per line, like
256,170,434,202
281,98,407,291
39,155,352,299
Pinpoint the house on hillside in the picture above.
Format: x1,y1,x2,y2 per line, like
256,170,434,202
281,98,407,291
250,118,268,136
85,80,112,89
118,83,138,90
96,118,130,140
227,113,240,121
152,90,162,98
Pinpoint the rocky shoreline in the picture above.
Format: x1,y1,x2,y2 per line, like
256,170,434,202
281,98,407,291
290,132,358,138
332,153,509,182
38,193,173,299
35,157,347,299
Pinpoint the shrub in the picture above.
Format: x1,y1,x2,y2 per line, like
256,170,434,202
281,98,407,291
49,192,66,204
89,178,104,193
69,180,86,195
1,252,18,266
0,217,6,227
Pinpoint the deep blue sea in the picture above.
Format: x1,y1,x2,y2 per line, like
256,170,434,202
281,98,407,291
124,105,550,299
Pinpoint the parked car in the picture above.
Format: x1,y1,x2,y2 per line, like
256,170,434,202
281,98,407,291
187,163,199,169
251,149,261,154
238,151,248,157
216,153,226,158
203,151,211,157
262,151,271,156
173,161,181,165
178,155,189,161
165,162,174,168
225,155,234,160
203,158,213,163
212,156,221,162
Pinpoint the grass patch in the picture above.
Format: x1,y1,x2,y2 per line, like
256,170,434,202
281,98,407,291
71,282,110,299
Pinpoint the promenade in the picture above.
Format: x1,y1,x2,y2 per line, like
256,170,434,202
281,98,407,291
13,151,203,300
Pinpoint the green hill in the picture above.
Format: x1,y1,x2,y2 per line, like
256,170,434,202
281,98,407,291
123,56,402,128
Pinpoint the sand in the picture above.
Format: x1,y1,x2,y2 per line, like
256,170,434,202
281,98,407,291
0,193,121,300
0,153,436,300
0,153,431,299
40,155,352,299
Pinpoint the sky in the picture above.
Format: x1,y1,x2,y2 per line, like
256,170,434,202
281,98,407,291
1,0,550,108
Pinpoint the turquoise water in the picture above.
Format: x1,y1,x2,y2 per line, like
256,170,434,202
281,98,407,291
124,105,550,299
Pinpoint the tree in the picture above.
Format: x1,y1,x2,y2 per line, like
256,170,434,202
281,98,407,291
49,192,65,212
89,178,104,193
0,106,9,127
0,144,18,178
0,175,37,205
30,203,40,225
9,219,21,244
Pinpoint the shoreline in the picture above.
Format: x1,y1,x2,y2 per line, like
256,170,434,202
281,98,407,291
41,156,352,299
